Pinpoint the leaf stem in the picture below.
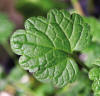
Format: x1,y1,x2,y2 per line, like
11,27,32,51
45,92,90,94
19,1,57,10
72,51,90,71
71,0,85,16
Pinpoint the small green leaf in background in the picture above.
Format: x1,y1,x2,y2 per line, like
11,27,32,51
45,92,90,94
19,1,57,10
16,0,67,19
84,17,100,43
0,65,7,91
82,42,100,68
8,65,26,82
35,84,54,96
89,58,100,96
0,13,14,43
83,17,100,69
10,9,91,88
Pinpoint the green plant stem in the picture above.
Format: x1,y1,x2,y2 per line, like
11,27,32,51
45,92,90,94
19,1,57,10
71,0,85,16
87,0,94,14
72,51,90,71
67,52,90,71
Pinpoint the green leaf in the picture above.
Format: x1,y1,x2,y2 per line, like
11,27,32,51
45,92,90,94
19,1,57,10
11,9,91,87
89,67,100,80
16,0,67,18
0,13,14,43
8,65,26,82
89,58,100,95
48,9,91,51
84,17,100,43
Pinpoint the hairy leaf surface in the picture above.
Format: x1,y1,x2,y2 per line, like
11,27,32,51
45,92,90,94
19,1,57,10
48,9,91,51
11,9,91,87
89,58,100,95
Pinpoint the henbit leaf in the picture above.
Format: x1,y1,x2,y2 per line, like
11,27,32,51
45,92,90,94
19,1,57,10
47,9,91,51
94,58,100,67
11,29,78,87
89,67,100,81
0,13,14,43
21,56,79,87
89,68,100,95
89,59,100,95
11,9,91,87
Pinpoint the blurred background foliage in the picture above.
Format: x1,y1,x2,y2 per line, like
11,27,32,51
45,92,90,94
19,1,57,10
0,0,100,96
16,0,67,19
